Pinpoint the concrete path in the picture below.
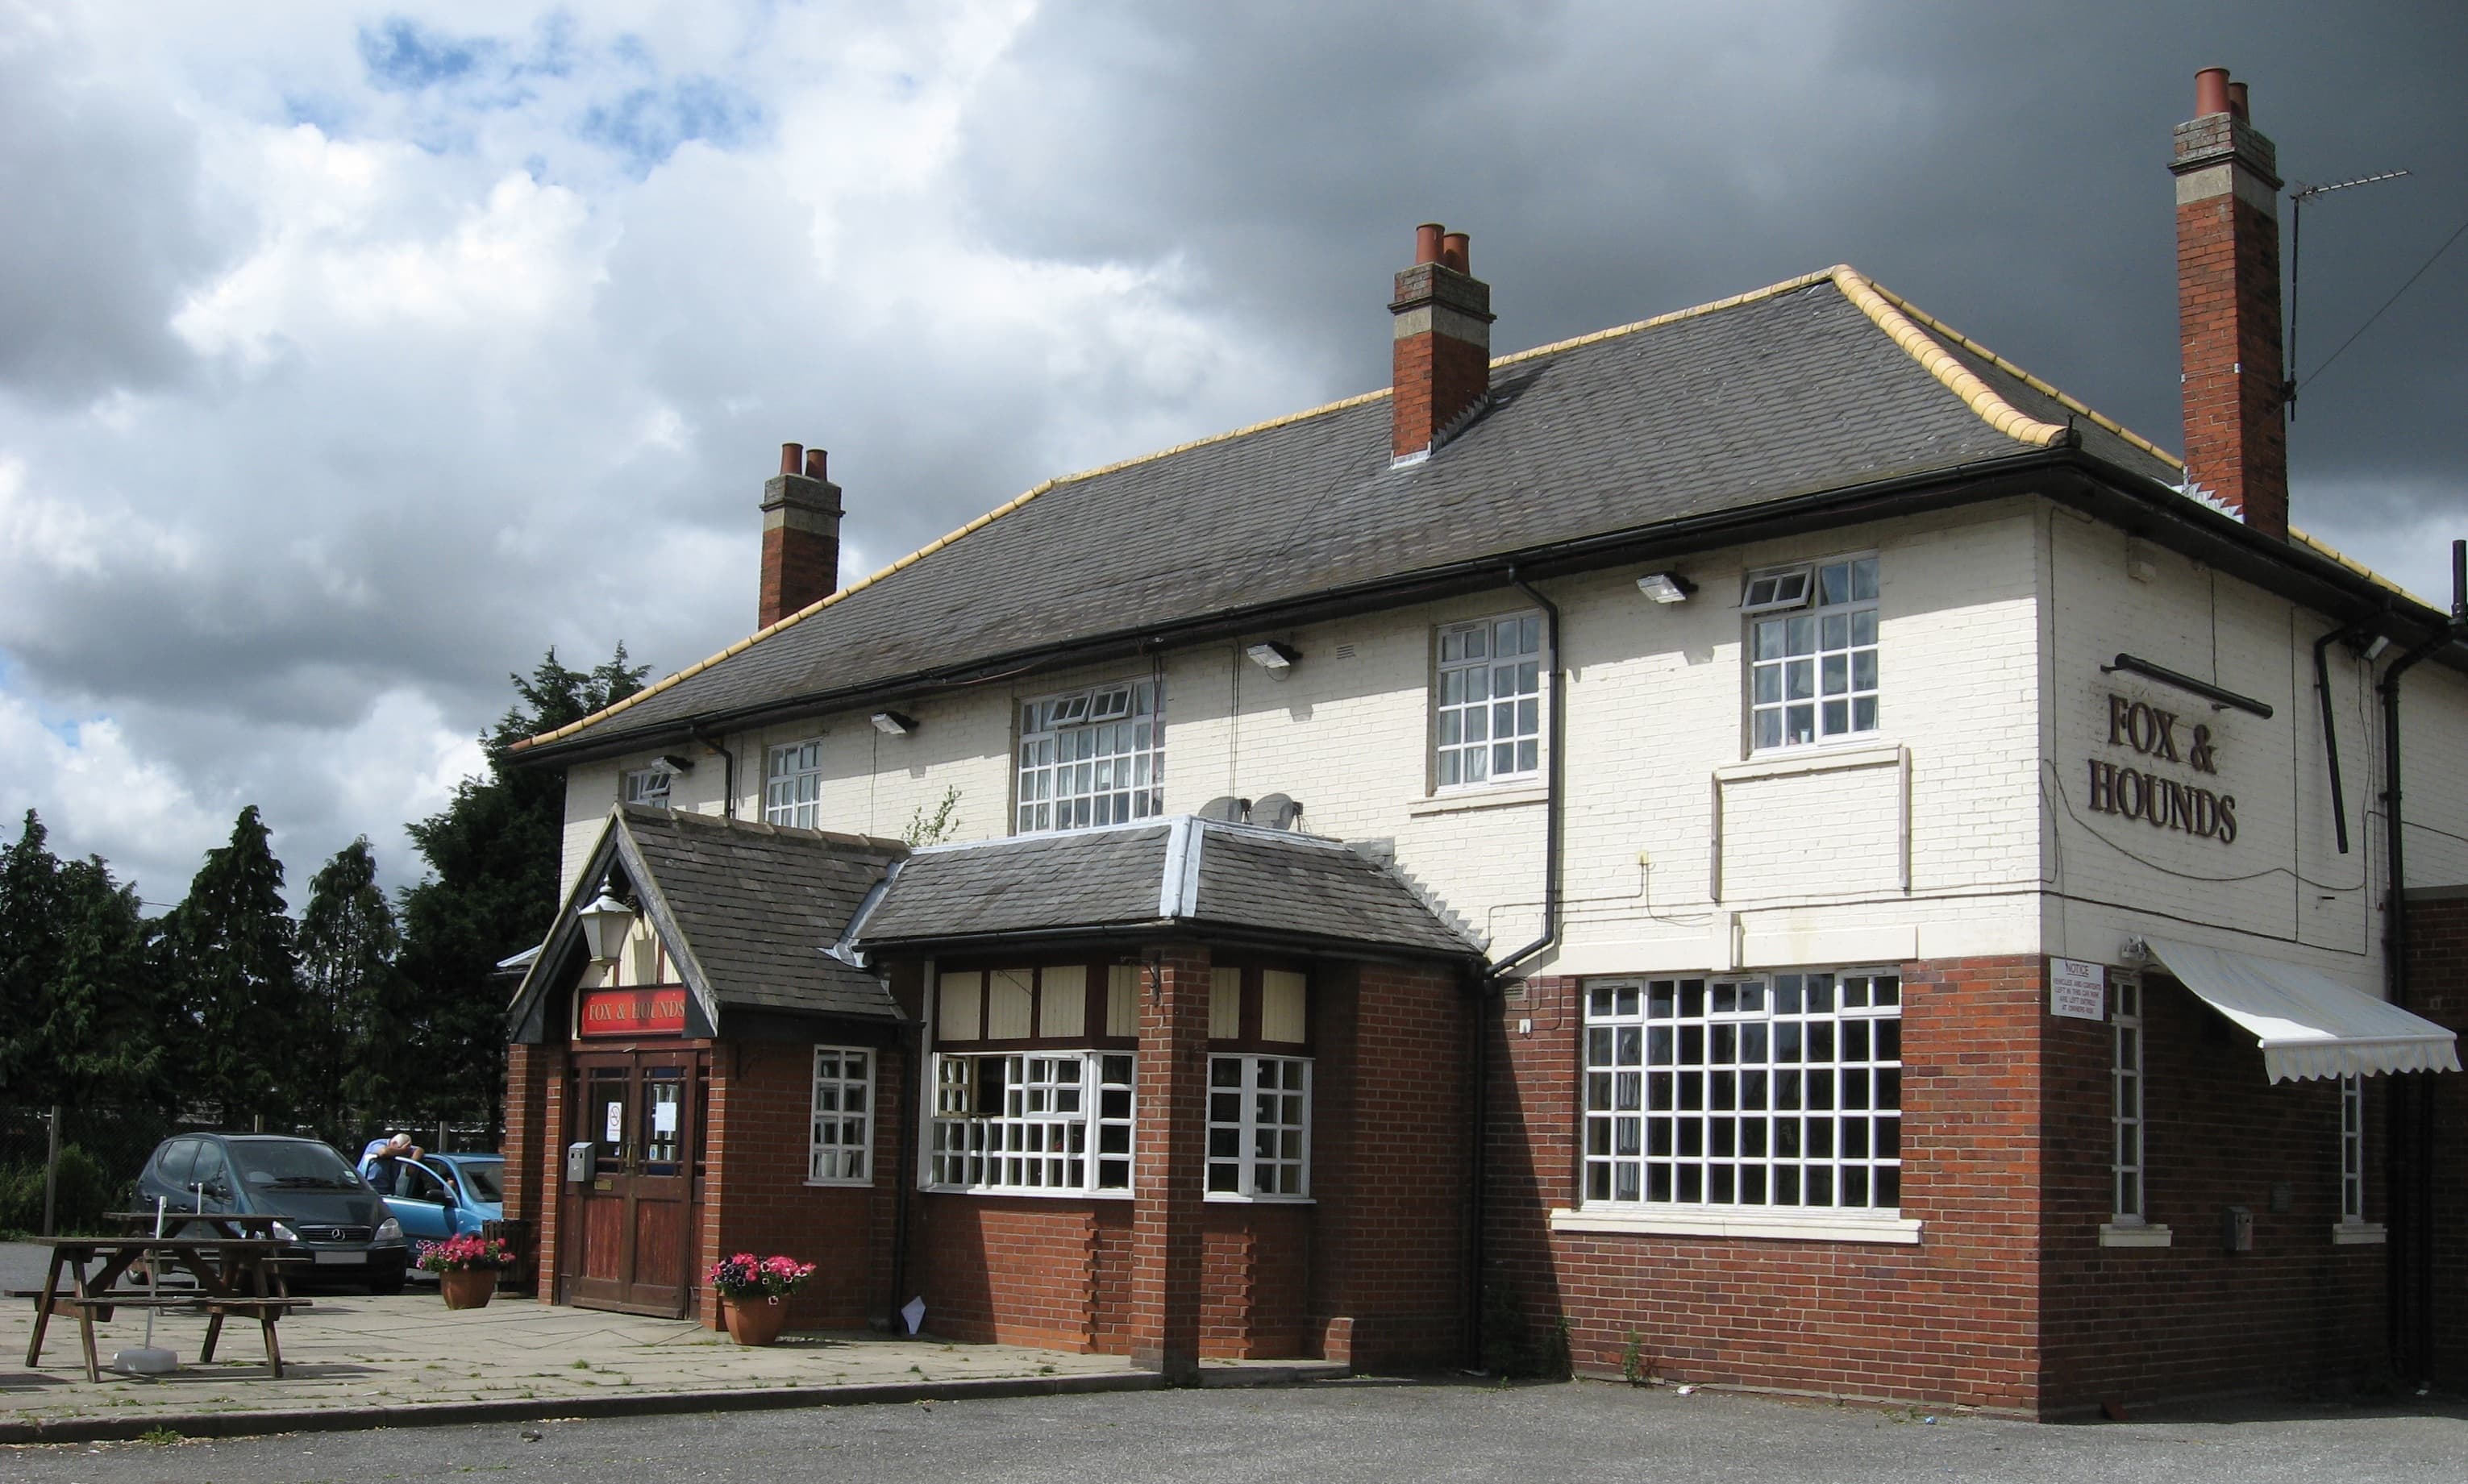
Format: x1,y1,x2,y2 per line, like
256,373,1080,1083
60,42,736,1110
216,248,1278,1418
0,1287,1330,1443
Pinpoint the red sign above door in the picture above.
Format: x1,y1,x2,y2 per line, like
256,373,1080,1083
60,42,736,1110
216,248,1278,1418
579,987,689,1037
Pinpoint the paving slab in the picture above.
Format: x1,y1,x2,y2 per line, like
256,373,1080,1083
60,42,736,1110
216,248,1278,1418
0,1288,1278,1442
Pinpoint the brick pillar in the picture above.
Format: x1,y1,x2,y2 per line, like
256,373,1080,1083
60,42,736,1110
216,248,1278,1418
2405,890,2468,1390
500,1041,551,1295
2170,68,2287,538
534,1044,568,1302
1389,223,1494,462
759,443,843,630
1130,945,1211,1380
699,1045,733,1329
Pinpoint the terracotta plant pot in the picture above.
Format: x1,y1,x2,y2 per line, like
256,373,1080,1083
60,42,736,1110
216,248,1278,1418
439,1268,499,1310
723,1295,789,1346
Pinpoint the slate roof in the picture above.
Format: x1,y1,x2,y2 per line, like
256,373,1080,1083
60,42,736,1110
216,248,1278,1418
847,816,1480,962
516,266,2187,759
508,805,909,1041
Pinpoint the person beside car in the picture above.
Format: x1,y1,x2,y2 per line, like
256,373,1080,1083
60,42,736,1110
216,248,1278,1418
359,1132,424,1194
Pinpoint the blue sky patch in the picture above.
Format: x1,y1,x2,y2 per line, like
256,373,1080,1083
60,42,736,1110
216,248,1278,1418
579,76,764,176
357,17,500,92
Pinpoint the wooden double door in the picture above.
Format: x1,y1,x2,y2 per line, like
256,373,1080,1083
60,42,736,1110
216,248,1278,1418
563,1049,709,1316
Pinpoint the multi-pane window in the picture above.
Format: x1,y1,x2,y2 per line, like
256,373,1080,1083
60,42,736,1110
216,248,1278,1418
1016,682,1163,833
2339,1073,2364,1225
1436,613,1543,787
808,1046,872,1184
2112,977,2145,1221
929,1052,1135,1194
1583,971,1902,1212
765,739,824,828
622,767,672,807
1750,556,1879,750
1207,1055,1311,1198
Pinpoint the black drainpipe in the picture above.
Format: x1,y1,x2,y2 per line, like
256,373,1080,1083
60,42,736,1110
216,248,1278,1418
1470,570,1565,1370
2374,537,2466,1386
693,725,737,820
2312,622,2370,854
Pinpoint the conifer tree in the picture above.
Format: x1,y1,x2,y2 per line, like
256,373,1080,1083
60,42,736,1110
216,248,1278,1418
300,837,401,1141
0,811,68,1099
169,806,302,1128
397,646,647,1133
43,855,169,1112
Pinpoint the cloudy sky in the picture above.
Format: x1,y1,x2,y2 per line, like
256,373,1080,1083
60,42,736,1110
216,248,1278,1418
3,0,2463,910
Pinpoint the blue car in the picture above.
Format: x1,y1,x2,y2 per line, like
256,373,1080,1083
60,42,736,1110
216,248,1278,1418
368,1153,506,1269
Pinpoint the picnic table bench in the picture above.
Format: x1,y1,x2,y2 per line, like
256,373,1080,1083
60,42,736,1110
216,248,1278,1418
24,1235,306,1381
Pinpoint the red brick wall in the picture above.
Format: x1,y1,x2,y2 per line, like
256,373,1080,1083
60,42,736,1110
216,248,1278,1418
1130,946,1212,1376
2037,970,2384,1411
500,1041,551,1295
1484,959,2046,1411
2408,892,2468,1390
1201,1203,1311,1359
534,1045,567,1299
913,1195,1114,1350
703,1037,904,1331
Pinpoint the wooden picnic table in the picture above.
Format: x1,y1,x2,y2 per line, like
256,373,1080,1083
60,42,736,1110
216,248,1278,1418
23,1235,309,1382
104,1210,286,1237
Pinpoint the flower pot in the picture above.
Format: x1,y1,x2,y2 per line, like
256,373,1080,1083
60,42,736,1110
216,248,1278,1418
439,1268,499,1310
722,1295,789,1346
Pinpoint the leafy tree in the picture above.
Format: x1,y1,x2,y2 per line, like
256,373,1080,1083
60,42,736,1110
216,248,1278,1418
397,646,647,1133
299,838,401,1141
168,806,302,1128
0,811,68,1099
42,854,169,1112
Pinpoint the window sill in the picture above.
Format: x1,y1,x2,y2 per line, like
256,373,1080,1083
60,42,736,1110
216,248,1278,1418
1717,740,1903,784
920,1187,1133,1201
1549,1207,1921,1245
2099,1221,2172,1248
1205,1193,1316,1206
2332,1222,2387,1245
1409,782,1550,817
803,1177,874,1190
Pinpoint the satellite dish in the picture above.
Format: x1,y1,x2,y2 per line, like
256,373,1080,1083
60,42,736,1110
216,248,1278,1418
1199,796,1248,822
1252,794,1303,829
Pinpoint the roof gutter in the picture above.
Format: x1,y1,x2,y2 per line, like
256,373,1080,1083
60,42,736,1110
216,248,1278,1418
514,446,2466,769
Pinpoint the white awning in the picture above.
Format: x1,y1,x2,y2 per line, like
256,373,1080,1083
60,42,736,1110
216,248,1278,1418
2141,937,2462,1083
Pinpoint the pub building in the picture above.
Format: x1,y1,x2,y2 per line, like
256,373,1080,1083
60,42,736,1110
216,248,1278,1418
499,71,2468,1414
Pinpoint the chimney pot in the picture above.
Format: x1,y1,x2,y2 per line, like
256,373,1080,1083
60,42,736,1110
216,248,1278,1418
2226,80,2250,120
1441,231,1471,273
804,447,828,480
2194,66,2232,118
1415,222,1446,266
780,442,804,476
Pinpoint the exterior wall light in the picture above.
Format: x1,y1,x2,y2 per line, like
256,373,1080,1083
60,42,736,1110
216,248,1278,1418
1635,572,1696,604
576,881,637,964
1246,641,1301,672
871,710,918,735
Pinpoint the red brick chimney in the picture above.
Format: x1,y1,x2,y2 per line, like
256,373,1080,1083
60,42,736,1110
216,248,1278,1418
758,443,842,628
2171,66,2288,538
1389,222,1495,463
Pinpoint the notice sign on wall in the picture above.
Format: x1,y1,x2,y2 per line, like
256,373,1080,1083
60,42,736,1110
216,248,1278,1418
2050,958,2107,1021
579,987,688,1037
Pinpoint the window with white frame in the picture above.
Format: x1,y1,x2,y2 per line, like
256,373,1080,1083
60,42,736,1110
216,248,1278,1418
930,1051,1135,1194
1435,613,1543,788
1582,971,1902,1212
622,766,672,807
1748,555,1879,750
1015,681,1163,833
2112,977,2145,1222
765,739,824,827
2339,1073,2364,1225
808,1046,872,1184
1207,1055,1310,1197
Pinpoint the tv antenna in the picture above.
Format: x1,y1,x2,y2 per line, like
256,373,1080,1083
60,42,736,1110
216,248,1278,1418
2283,168,2409,418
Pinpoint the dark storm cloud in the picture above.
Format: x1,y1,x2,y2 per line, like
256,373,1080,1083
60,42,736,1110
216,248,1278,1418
951,1,2468,537
0,21,233,401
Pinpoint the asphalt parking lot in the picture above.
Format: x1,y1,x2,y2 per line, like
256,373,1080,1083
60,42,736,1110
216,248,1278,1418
8,1377,2465,1483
